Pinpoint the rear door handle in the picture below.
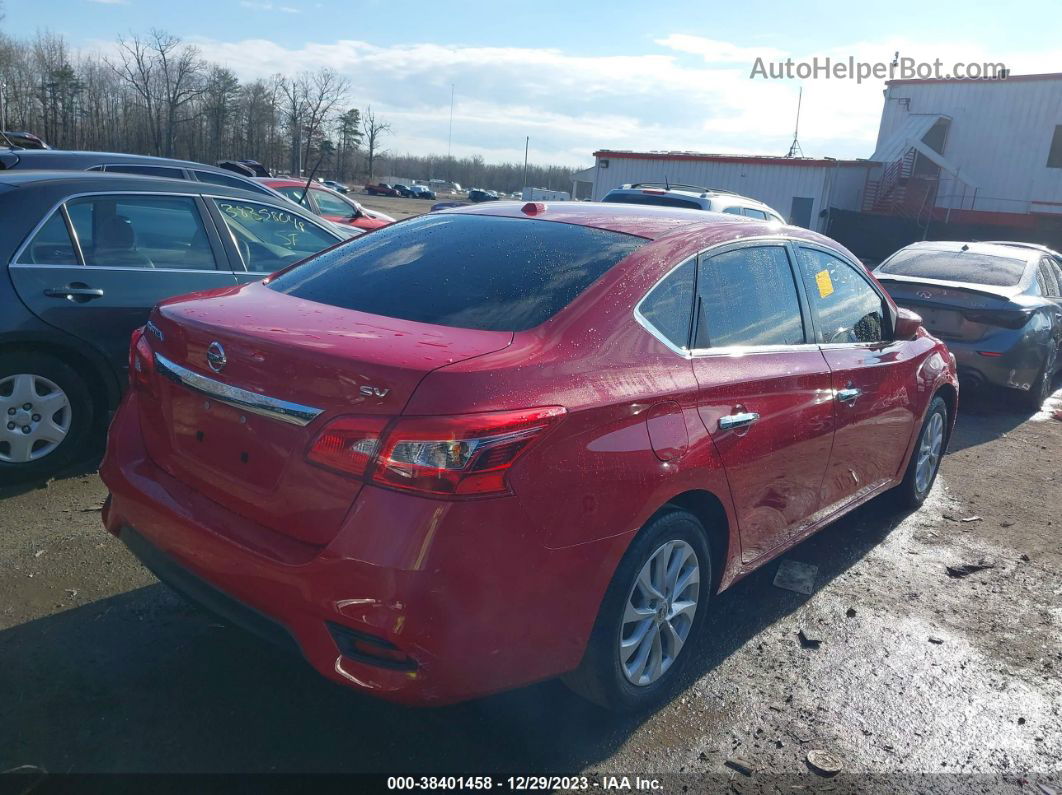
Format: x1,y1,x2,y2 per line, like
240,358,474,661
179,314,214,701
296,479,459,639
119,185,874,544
718,411,760,430
44,286,104,300
837,387,862,403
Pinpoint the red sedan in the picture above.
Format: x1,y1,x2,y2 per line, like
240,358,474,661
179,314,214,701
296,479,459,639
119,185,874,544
101,202,957,710
259,178,393,231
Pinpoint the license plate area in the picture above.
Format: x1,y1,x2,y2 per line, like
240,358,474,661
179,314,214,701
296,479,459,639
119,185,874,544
919,307,962,335
170,390,294,491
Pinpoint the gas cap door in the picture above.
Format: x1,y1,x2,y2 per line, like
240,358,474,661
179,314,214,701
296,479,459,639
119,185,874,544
646,401,689,462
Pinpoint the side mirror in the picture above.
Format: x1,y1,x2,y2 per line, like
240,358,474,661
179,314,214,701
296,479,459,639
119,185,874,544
894,307,923,341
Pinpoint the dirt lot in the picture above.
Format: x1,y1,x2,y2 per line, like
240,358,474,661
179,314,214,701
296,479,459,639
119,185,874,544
1,383,1059,791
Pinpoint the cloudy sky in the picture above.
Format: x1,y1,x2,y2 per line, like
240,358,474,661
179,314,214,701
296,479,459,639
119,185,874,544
8,0,1062,167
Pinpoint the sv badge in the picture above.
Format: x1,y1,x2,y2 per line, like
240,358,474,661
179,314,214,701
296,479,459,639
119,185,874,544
359,385,390,398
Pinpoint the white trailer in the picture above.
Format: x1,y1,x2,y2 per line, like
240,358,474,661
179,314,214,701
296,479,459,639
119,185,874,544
522,187,571,201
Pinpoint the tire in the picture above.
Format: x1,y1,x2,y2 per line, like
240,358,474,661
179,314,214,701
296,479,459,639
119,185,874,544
563,509,712,712
0,352,94,483
1014,349,1056,413
893,395,948,510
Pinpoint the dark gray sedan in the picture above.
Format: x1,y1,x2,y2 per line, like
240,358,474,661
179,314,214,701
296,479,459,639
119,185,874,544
875,241,1062,409
0,170,349,481
0,148,279,199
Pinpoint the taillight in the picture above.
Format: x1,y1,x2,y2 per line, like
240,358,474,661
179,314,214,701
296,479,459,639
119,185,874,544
129,326,155,393
962,309,1032,329
306,416,388,477
306,407,565,497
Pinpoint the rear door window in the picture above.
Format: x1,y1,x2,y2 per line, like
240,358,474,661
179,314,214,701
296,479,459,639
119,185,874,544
268,213,647,331
638,258,695,349
67,195,219,270
797,247,885,344
311,188,354,217
694,245,805,348
1038,257,1061,297
213,198,339,273
103,164,187,180
192,169,262,192
602,193,702,210
742,208,769,220
277,186,312,208
20,212,80,265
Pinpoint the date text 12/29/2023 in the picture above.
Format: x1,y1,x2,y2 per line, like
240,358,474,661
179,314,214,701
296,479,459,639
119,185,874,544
387,776,664,791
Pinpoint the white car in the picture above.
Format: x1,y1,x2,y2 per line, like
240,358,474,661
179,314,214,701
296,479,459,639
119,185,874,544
602,182,785,223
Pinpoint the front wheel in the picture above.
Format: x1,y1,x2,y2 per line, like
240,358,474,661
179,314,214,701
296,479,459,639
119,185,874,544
893,395,948,509
563,510,712,712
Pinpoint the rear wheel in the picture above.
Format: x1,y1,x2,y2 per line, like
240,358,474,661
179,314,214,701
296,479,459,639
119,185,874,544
893,395,948,509
0,353,94,483
563,510,712,712
1014,349,1056,412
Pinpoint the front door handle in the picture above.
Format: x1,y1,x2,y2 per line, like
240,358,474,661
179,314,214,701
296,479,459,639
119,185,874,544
44,285,104,302
837,387,862,403
719,411,760,430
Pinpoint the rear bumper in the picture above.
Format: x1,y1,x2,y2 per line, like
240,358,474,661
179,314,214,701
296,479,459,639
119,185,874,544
100,391,622,706
946,338,1045,391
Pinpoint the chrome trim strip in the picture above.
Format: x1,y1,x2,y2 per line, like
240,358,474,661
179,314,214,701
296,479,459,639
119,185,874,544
154,353,323,427
9,263,231,275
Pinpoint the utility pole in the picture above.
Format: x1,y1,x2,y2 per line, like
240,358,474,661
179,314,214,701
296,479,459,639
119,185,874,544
522,136,529,190
0,81,7,139
786,87,804,158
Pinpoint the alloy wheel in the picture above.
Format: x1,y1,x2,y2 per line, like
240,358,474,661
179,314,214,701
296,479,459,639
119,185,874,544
0,373,72,463
914,410,944,495
619,539,700,686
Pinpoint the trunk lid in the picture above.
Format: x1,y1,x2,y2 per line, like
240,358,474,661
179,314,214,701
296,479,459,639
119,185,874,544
876,276,1021,342
138,282,513,546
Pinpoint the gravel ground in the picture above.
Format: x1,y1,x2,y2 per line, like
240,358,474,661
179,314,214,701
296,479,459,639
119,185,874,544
358,192,445,220
1,383,1059,792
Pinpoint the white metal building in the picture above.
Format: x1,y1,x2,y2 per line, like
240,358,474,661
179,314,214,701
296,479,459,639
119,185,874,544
587,151,875,231
867,72,1062,228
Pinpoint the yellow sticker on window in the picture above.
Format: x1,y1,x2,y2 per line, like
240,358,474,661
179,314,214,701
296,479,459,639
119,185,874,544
815,269,834,298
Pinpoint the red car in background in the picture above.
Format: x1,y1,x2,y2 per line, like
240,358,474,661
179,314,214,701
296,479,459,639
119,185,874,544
258,178,393,231
101,203,957,710
364,182,400,197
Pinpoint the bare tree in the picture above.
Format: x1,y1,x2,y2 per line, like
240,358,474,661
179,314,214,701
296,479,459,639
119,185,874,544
202,65,239,162
301,68,347,170
108,30,203,156
0,25,575,188
278,74,306,174
361,106,391,181
150,30,204,157
109,33,162,153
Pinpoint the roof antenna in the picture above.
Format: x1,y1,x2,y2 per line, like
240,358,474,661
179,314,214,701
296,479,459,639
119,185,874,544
786,87,804,158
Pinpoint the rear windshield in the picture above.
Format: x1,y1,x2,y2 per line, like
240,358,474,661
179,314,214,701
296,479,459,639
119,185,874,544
266,213,646,331
877,248,1027,287
603,192,702,210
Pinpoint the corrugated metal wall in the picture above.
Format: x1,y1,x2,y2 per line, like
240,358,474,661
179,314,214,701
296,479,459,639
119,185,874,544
589,156,873,230
877,78,1062,214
